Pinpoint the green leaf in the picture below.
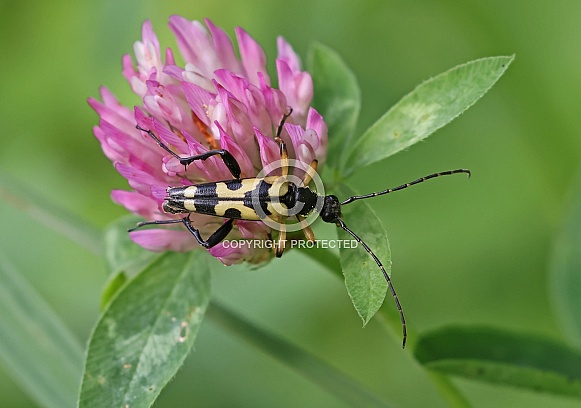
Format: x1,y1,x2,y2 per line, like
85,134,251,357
296,245,342,277
100,215,161,309
550,168,581,349
335,185,390,326
343,56,514,177
208,301,392,408
104,215,161,279
0,253,83,408
414,326,581,398
78,250,211,408
307,42,361,166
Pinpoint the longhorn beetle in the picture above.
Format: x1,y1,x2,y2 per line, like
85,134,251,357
131,110,470,348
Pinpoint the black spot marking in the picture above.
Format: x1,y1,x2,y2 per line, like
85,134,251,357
243,180,272,216
190,182,219,215
226,179,243,191
193,198,218,216
224,208,242,219
194,182,217,198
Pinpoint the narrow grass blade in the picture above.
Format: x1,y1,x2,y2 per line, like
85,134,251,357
0,170,103,255
0,254,83,408
208,300,392,408
550,167,581,349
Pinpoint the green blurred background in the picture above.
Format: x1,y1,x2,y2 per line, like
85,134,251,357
1,0,580,407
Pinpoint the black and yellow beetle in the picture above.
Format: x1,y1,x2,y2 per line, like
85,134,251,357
131,110,470,348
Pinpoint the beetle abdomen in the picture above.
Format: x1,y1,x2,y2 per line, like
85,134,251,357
162,176,291,220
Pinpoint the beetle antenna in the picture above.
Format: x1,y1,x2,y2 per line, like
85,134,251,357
336,217,407,348
341,169,470,206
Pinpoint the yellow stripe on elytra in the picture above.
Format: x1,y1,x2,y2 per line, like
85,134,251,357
181,186,197,198
175,176,291,220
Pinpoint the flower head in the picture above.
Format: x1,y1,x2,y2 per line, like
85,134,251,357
89,17,328,265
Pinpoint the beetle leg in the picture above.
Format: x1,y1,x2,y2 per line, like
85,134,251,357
275,222,287,257
182,217,235,249
273,108,292,178
177,149,241,180
296,215,316,243
136,125,242,179
300,159,318,186
278,140,289,177
275,107,293,139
